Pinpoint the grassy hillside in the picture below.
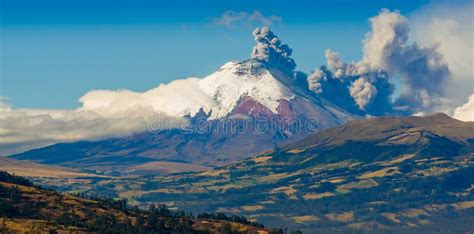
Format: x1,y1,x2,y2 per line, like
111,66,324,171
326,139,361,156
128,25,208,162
0,156,107,179
7,114,474,232
0,171,274,233
38,114,474,232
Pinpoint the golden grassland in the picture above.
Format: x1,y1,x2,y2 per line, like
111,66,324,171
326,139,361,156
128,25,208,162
198,169,229,177
132,161,210,174
241,205,265,212
358,166,400,179
381,213,401,223
0,157,105,179
253,156,272,163
451,201,474,210
0,218,85,233
193,219,271,234
286,149,305,154
336,179,378,193
325,212,354,222
302,192,335,200
291,215,319,223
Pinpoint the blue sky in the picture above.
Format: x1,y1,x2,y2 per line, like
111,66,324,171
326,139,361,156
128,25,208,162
1,0,438,108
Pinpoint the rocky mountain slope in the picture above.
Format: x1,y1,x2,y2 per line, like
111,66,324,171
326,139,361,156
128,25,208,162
49,114,474,232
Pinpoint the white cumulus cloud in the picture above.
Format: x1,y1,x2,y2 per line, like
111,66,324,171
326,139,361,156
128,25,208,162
79,78,216,118
0,104,187,156
411,3,474,110
0,78,222,155
453,95,474,122
363,9,450,113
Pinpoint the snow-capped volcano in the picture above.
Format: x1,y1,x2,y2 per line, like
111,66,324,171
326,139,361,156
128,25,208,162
78,59,296,121
140,59,297,120
74,26,357,126
10,27,358,173
198,60,294,119
195,57,357,126
195,26,305,120
197,57,357,124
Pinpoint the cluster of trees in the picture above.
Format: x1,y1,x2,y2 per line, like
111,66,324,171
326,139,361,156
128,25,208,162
0,171,35,187
197,212,264,228
1,171,279,233
0,171,45,218
0,185,23,217
74,192,129,210
53,203,194,233
70,193,268,232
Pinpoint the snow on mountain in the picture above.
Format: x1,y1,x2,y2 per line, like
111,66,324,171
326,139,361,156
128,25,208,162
199,60,294,119
80,60,296,120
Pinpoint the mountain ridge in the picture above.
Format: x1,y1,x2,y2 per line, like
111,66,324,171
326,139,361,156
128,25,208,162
289,113,472,150
47,113,472,232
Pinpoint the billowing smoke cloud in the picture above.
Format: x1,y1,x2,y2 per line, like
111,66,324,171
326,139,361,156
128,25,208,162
306,69,325,94
307,49,394,116
306,9,452,116
363,9,450,113
251,27,296,74
212,10,281,27
325,49,343,72
411,3,473,113
349,77,378,110
453,95,474,122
